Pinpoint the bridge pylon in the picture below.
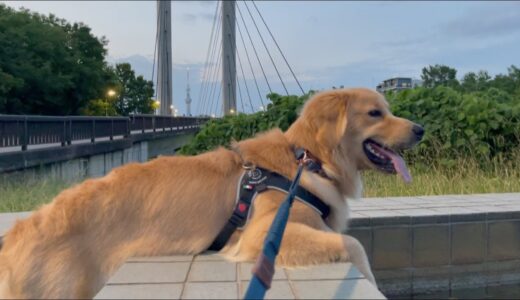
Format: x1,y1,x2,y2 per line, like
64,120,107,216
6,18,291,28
222,0,236,116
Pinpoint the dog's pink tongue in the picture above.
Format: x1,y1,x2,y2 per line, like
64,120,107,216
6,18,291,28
378,147,412,183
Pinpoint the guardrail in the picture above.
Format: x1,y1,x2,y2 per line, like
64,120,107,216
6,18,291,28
0,115,209,151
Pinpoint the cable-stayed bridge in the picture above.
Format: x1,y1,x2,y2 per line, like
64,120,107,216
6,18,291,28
0,0,303,178
153,0,304,118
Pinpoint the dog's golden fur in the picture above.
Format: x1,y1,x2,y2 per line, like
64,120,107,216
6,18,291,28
0,88,420,298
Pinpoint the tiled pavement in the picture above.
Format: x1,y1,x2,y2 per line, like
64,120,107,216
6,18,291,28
94,255,384,299
1,193,520,299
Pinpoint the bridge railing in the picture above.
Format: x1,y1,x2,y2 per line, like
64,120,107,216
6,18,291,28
0,115,209,151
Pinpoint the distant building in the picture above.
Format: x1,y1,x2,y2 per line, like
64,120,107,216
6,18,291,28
376,77,422,93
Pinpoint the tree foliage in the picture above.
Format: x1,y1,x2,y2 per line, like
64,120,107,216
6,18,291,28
179,92,313,155
0,5,154,116
112,63,154,116
0,5,111,115
181,65,520,170
421,64,459,89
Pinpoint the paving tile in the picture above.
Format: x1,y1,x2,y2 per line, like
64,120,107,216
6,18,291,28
194,252,226,261
108,262,190,284
451,222,486,265
95,283,183,299
360,210,405,218
488,221,520,261
291,279,385,299
372,226,412,269
240,281,294,299
188,261,237,282
182,282,238,299
417,195,459,201
127,256,193,263
413,225,450,267
475,193,520,201
286,263,364,280
385,197,425,204
398,208,440,216
350,212,369,218
239,262,286,280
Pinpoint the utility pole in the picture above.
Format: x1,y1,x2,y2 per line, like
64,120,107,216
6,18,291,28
222,0,236,116
156,0,173,116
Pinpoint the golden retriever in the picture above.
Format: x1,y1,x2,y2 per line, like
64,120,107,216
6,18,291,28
0,88,423,298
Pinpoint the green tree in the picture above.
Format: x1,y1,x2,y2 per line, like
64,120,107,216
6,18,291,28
421,64,459,89
461,70,490,92
0,5,111,115
111,63,154,116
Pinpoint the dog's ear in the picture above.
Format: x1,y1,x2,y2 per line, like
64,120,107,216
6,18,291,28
311,93,349,150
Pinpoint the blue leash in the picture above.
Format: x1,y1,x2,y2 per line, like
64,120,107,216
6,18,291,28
244,162,305,300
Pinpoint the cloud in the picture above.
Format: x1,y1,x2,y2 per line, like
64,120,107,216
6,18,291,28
441,4,520,38
181,12,214,23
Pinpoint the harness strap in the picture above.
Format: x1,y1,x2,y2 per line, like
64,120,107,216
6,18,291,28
208,167,329,251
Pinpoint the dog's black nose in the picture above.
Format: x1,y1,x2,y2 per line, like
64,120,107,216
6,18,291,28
412,124,424,140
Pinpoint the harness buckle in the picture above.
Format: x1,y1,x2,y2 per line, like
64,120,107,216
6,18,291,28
242,161,256,170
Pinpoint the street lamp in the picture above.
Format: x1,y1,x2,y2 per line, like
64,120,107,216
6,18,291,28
107,89,116,97
230,108,235,114
105,89,117,116
154,100,160,115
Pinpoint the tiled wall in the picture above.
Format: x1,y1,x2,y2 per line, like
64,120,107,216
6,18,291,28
348,211,520,298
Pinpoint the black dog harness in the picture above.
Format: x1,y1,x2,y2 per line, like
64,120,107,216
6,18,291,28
208,148,330,251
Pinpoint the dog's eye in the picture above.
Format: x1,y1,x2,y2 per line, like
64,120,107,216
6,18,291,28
368,109,382,117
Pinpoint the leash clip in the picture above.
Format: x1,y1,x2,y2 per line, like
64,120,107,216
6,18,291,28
242,161,256,170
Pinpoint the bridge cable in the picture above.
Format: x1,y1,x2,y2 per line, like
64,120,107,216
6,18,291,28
213,79,222,117
251,1,305,95
151,10,159,99
205,6,223,114
236,18,265,109
223,11,255,113
204,30,222,116
236,3,272,95
207,44,222,116
206,30,222,116
197,1,219,115
242,1,289,96
199,1,222,115
200,1,221,115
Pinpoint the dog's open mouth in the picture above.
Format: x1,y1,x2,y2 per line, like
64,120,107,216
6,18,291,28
363,139,412,183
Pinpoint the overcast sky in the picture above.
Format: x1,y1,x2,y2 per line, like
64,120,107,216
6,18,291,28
3,1,520,115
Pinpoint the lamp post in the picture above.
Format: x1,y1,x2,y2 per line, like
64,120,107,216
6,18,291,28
106,89,116,116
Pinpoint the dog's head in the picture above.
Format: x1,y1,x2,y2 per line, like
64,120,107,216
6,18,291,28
288,88,423,183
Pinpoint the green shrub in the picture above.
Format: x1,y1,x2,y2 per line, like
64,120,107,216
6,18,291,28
178,92,312,155
388,86,520,166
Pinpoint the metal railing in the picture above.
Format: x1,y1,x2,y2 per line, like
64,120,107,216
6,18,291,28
0,115,209,151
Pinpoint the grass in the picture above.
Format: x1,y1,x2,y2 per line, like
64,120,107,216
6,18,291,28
363,160,520,197
1,154,519,213
0,177,76,213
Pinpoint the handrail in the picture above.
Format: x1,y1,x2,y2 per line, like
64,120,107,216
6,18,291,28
0,114,209,151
